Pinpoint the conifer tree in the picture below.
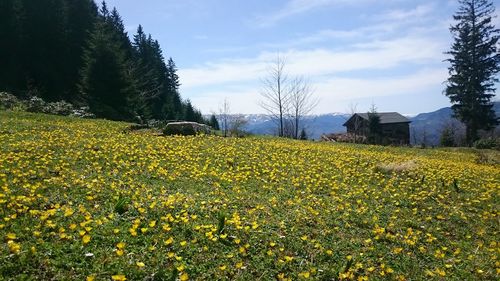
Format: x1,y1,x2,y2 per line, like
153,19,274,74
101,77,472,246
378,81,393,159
209,114,220,130
165,58,183,119
367,106,382,145
184,100,197,122
445,0,499,145
62,0,98,102
79,18,135,120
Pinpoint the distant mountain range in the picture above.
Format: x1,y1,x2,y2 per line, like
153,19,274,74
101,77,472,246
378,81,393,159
220,102,499,145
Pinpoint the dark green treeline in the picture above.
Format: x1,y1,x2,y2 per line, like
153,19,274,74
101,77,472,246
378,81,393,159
0,0,205,123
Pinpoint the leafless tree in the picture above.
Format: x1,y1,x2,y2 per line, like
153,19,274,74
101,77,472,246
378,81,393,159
288,76,318,139
259,54,290,137
347,102,363,143
230,115,248,137
219,98,231,137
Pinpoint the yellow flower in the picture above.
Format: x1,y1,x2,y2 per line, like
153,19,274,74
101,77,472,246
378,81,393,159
165,237,174,245
82,235,91,244
111,274,127,281
299,271,310,278
86,275,95,281
136,261,145,267
179,272,189,281
393,247,403,254
7,240,21,253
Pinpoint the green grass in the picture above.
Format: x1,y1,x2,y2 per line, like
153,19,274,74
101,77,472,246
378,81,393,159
0,111,498,280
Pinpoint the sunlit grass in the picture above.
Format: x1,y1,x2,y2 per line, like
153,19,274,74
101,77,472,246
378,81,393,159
0,111,498,280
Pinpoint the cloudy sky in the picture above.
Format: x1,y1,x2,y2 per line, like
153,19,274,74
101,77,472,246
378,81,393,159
105,0,499,115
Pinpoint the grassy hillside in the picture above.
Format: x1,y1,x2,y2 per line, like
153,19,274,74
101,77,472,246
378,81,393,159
0,111,498,280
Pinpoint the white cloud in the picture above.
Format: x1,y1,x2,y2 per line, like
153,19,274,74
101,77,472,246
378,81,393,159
376,3,435,22
254,0,373,27
179,35,446,89
178,1,453,114
185,68,448,114
314,68,447,102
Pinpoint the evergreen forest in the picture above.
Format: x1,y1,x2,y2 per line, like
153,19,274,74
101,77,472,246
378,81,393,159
0,0,206,123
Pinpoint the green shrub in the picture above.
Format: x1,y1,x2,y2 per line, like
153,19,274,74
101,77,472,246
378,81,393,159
473,137,499,150
0,92,21,110
25,97,46,113
43,101,74,116
71,106,96,119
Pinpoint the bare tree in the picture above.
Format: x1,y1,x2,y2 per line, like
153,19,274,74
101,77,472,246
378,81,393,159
259,54,290,137
347,102,362,143
288,76,318,139
230,115,248,137
219,98,231,137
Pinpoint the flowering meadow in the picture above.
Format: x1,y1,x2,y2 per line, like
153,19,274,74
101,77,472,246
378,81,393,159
0,111,498,280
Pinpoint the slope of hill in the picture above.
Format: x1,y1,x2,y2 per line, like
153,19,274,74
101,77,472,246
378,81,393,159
410,102,500,145
1,111,499,280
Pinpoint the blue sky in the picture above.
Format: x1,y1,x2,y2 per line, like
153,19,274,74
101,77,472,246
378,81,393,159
105,0,499,115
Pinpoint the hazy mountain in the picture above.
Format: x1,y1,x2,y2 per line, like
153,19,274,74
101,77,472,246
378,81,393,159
409,102,500,145
233,113,349,140
218,102,499,143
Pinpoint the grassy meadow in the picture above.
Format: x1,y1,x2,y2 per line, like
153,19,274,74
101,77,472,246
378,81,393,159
0,111,498,280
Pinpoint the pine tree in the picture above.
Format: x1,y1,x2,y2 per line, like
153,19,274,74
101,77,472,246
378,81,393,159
440,126,456,147
367,106,382,145
79,19,135,120
0,0,23,93
17,0,68,101
131,26,158,120
209,114,220,130
62,0,98,102
165,58,183,120
445,0,500,145
184,100,197,122
299,128,308,140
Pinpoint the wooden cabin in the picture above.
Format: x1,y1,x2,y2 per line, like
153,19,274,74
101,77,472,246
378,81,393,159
343,112,411,145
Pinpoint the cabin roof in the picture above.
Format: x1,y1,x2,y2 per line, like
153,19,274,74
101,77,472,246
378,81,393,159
343,112,410,126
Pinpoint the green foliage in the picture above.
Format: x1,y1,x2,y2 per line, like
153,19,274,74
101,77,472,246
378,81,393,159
216,212,226,235
209,114,220,130
43,101,75,116
473,137,500,150
1,111,500,280
367,108,382,145
445,0,500,145
299,128,308,140
25,97,46,113
114,196,130,215
0,0,202,124
79,16,135,121
440,127,455,147
0,92,21,110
